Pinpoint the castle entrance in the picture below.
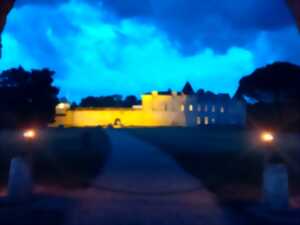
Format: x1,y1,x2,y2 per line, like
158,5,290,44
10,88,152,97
114,118,122,127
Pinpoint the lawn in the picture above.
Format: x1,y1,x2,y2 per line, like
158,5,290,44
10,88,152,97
127,127,300,203
0,128,111,189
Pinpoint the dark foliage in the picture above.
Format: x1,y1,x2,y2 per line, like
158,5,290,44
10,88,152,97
235,62,300,130
0,0,15,58
196,89,231,102
79,95,140,108
0,66,59,128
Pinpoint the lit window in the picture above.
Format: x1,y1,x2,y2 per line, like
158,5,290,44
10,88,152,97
189,104,193,112
211,118,216,123
196,117,201,125
212,105,216,112
180,105,185,112
205,105,208,112
221,106,225,113
204,116,209,125
197,105,201,112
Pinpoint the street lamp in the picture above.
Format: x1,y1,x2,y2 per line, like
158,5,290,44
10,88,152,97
261,131,274,144
23,129,36,140
259,131,289,210
7,129,36,202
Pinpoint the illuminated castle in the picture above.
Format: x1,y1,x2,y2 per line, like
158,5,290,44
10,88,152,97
52,84,246,128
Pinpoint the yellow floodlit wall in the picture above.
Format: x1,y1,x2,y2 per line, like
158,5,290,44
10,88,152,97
51,91,246,128
52,92,187,127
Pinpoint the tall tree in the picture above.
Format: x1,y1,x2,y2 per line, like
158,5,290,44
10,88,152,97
0,67,59,128
79,95,140,108
235,62,300,129
123,95,139,107
235,62,300,103
0,0,15,58
287,0,300,30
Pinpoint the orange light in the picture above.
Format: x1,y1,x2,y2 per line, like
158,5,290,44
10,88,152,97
23,129,36,140
261,132,274,143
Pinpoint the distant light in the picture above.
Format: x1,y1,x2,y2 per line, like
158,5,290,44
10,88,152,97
57,103,66,109
152,91,158,96
261,132,274,143
23,129,36,140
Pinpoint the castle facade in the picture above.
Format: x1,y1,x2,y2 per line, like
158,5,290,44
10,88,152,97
52,87,246,128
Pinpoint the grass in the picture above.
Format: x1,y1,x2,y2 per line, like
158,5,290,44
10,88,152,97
127,127,300,202
0,128,111,189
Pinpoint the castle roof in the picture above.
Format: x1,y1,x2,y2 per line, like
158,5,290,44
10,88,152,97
182,82,195,95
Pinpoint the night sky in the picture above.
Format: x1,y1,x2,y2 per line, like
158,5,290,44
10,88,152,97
1,0,299,101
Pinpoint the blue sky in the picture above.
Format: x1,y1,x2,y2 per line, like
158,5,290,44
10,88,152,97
1,0,299,101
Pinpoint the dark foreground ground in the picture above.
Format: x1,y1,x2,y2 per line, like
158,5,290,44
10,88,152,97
0,127,299,225
128,127,300,204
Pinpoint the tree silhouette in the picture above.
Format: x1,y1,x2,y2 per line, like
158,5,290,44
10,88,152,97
235,62,300,103
287,0,300,30
80,95,140,108
0,0,15,58
0,67,59,128
235,62,300,130
123,95,139,107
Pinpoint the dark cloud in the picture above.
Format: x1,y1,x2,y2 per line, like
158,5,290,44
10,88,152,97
15,0,66,6
99,0,294,53
3,0,299,100
14,0,295,53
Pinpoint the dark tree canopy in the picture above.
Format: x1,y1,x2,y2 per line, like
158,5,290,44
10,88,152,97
123,95,139,107
287,0,300,30
0,0,15,58
0,67,59,128
80,95,140,108
235,62,300,103
235,62,300,130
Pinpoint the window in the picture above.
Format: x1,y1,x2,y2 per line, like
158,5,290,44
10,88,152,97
212,105,216,112
211,118,216,123
165,104,168,111
189,104,193,112
204,116,209,125
220,106,225,113
196,116,201,125
197,105,201,112
180,105,185,112
205,105,208,112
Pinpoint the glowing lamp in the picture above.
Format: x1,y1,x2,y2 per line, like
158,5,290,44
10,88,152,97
57,103,66,109
23,129,36,140
261,132,274,143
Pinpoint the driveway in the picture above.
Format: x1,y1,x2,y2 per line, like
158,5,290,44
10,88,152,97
66,130,233,225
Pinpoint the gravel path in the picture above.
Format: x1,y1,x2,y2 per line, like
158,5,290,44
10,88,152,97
66,130,233,225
